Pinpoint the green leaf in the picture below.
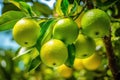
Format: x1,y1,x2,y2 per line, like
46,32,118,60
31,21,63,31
19,1,35,17
65,44,75,67
0,11,26,31
13,47,40,72
35,19,55,51
2,3,20,13
97,0,119,10
41,19,58,45
69,0,78,16
61,0,69,16
9,0,25,9
32,2,52,16
12,47,33,60
39,20,54,36
28,55,41,71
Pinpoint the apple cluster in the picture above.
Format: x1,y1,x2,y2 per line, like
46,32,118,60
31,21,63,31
12,9,110,68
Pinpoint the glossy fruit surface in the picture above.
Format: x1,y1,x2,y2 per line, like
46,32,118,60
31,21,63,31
57,64,73,78
13,18,40,47
73,58,84,70
74,34,96,59
81,9,110,38
53,18,79,44
82,53,101,70
40,39,68,67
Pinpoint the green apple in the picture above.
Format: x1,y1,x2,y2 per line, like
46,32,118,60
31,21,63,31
74,34,96,59
53,18,79,44
81,9,110,38
40,39,68,67
13,18,40,47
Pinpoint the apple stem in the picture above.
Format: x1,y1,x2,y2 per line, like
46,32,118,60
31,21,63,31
103,35,120,80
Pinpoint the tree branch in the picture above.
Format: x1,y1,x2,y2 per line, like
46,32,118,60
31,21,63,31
103,35,120,80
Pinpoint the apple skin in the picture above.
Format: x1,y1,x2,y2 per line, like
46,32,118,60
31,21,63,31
81,9,110,38
53,18,79,44
13,18,40,47
82,53,101,70
40,39,68,67
74,34,96,59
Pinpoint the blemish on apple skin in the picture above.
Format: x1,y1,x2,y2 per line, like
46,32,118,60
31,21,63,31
24,42,28,44
82,54,87,57
53,62,56,66
95,32,99,36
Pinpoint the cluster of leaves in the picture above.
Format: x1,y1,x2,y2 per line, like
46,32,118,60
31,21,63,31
0,0,120,80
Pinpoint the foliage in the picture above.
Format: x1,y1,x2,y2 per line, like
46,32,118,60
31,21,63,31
0,0,120,80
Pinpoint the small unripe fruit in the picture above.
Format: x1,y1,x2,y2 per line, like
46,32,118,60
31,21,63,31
13,18,40,47
53,18,79,44
57,64,73,78
40,39,68,67
82,53,101,70
81,9,110,38
74,34,96,59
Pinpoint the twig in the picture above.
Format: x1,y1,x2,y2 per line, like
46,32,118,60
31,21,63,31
103,35,120,80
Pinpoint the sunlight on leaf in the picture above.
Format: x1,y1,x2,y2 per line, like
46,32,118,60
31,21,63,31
9,0,21,9
32,2,52,16
61,0,69,16
0,11,25,31
65,44,75,67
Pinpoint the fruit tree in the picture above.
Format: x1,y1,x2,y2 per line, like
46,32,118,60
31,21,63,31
0,0,120,80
